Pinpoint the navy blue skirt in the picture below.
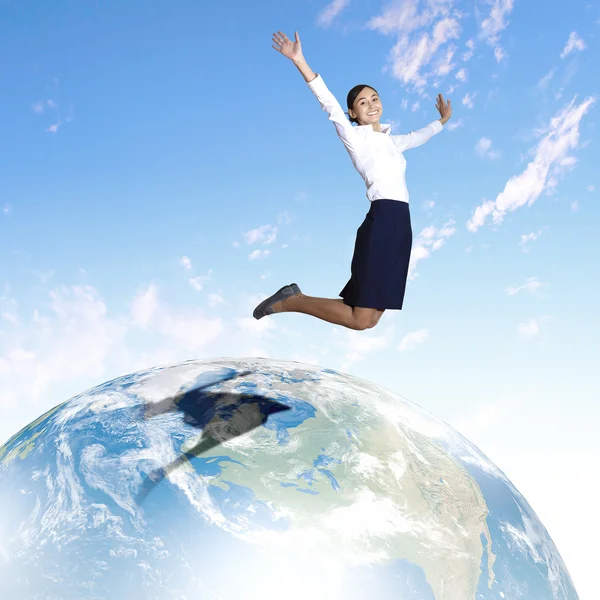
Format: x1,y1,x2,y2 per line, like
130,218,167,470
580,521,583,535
339,199,412,310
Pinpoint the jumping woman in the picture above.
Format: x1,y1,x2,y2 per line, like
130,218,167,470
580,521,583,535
253,30,452,331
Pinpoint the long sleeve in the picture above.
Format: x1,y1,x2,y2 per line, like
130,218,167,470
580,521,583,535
392,120,443,152
307,74,356,152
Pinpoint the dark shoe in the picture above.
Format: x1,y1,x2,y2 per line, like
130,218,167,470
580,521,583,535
253,283,301,319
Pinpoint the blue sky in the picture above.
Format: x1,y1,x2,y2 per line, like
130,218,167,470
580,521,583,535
0,0,598,596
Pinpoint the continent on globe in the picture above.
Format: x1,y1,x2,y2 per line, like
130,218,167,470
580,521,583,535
0,357,579,600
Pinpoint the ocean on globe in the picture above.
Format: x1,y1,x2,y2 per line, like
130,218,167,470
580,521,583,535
0,357,578,600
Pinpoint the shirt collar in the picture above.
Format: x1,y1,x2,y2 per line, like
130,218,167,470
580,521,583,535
356,123,392,134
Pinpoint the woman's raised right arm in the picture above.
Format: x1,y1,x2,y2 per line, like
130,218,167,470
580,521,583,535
272,31,355,148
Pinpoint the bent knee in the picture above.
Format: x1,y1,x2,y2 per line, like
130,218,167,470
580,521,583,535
352,312,378,331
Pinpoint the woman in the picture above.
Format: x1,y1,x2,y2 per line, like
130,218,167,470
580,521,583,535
253,31,452,331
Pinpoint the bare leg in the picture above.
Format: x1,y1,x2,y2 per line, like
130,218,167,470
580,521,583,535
272,294,378,330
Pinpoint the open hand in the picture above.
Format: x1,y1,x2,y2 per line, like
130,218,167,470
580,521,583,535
272,31,303,62
435,94,452,122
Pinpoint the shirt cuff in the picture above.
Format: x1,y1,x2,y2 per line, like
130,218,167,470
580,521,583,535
430,119,443,133
307,73,326,93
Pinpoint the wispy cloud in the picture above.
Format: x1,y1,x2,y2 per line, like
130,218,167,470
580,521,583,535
455,68,468,82
337,326,394,371
446,118,463,131
2,204,10,215
317,0,351,28
475,137,501,159
249,249,271,261
398,328,429,352
31,99,57,114
506,277,547,296
519,230,542,253
244,224,278,245
477,0,515,62
188,270,213,291
538,69,555,90
207,293,225,308
462,92,475,109
46,123,60,134
466,95,596,232
462,39,475,62
189,277,204,291
560,32,586,59
367,2,462,90
180,256,192,270
517,316,552,340
277,212,293,226
409,220,456,279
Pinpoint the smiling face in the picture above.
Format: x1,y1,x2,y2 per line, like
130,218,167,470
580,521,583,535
348,87,383,126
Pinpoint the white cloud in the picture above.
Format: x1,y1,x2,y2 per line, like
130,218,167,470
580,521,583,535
132,285,159,328
244,224,278,246
586,184,595,192
506,277,547,296
3,286,129,405
317,0,350,28
475,137,501,159
560,32,586,59
187,269,212,292
462,39,475,62
538,69,555,90
519,230,542,253
435,44,457,76
367,2,462,90
189,277,204,292
130,285,223,352
337,326,394,371
411,101,420,112
398,328,429,352
180,256,192,270
32,99,56,114
446,119,463,131
455,68,467,82
466,95,596,232
517,316,551,340
0,280,241,445
294,191,308,202
249,249,271,261
462,92,475,109
478,0,515,62
207,293,225,308
277,212,292,225
409,220,456,279
517,319,540,340
2,204,10,215
46,123,59,134
234,316,273,336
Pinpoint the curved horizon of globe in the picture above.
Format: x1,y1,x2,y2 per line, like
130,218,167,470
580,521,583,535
0,357,578,599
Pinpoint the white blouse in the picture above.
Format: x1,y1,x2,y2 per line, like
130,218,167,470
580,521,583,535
307,74,443,204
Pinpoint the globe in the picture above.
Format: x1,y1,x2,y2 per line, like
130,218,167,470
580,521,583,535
0,357,577,599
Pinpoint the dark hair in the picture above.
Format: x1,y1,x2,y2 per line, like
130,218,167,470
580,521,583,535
346,84,379,125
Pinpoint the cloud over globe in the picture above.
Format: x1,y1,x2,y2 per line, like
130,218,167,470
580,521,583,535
0,358,578,599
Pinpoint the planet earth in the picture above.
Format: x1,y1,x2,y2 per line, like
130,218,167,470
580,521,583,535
0,357,578,599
